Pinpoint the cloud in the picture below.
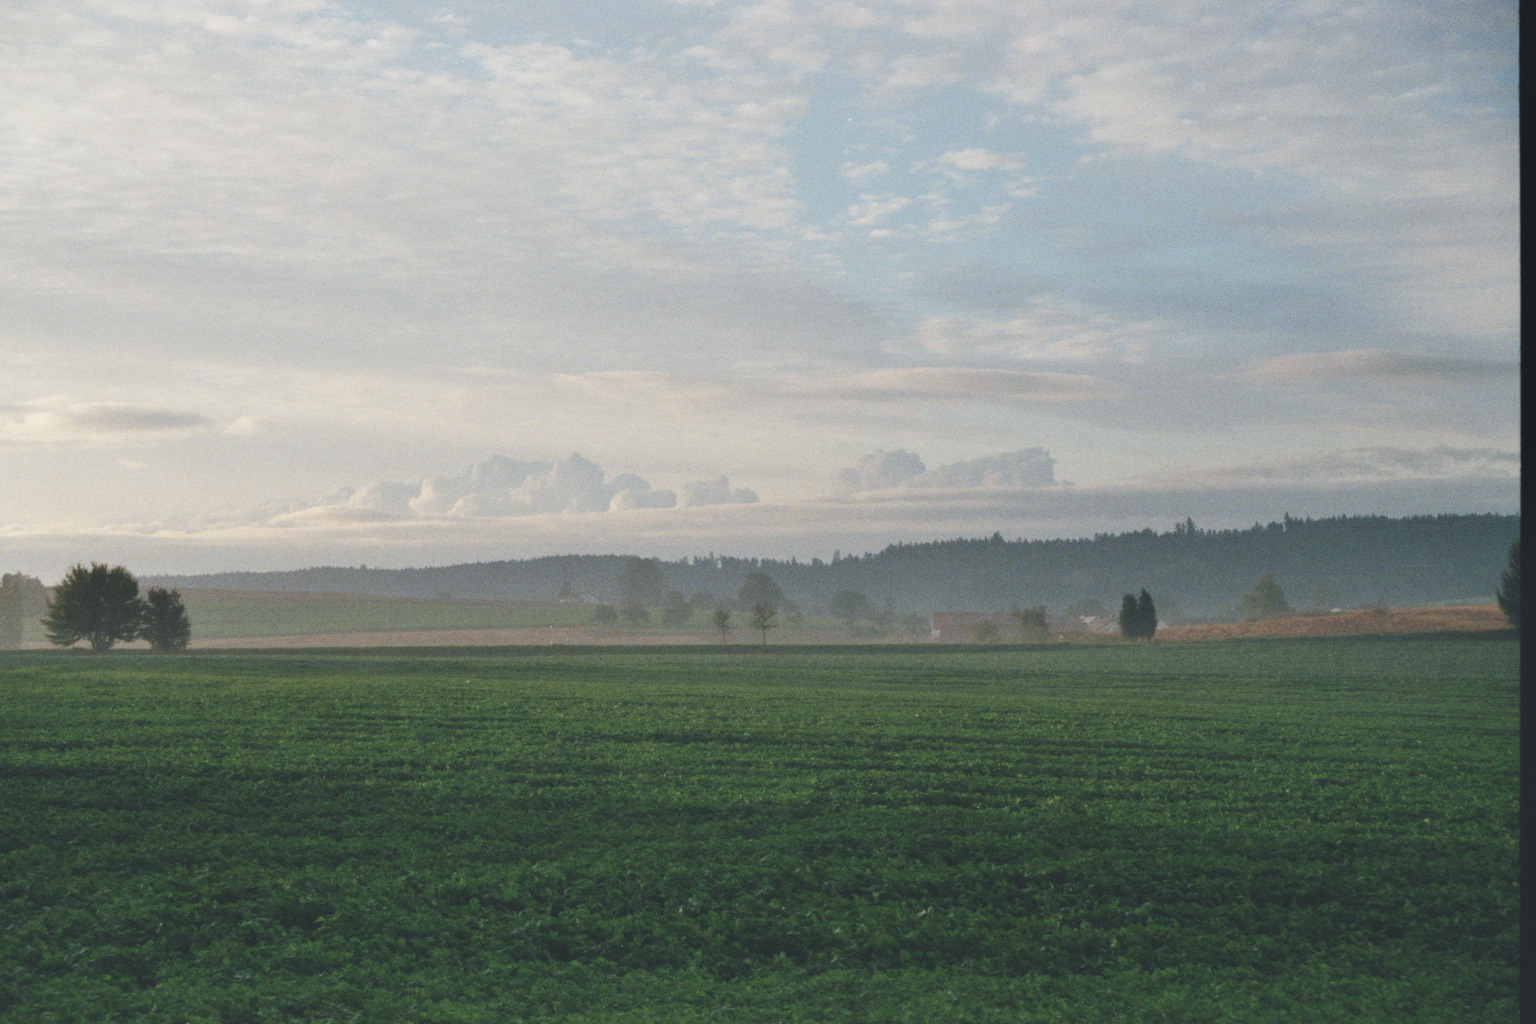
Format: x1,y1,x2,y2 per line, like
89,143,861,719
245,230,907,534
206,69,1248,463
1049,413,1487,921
684,475,760,506
322,453,684,519
0,399,213,446
795,366,1114,403
837,450,928,491
838,448,1060,492
1228,349,1520,385
1159,447,1521,486
914,302,1155,364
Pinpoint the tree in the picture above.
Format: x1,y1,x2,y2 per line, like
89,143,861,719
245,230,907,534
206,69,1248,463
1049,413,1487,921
738,572,784,612
972,620,1001,643
140,587,191,651
592,603,618,624
1136,589,1157,641
1012,605,1049,643
43,564,144,652
829,589,873,626
711,608,731,641
619,557,664,609
749,602,778,644
1242,573,1291,621
620,601,650,625
659,590,693,626
1118,593,1139,639
1496,538,1519,627
0,575,22,649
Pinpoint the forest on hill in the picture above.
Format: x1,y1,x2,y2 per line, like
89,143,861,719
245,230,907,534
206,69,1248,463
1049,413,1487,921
149,513,1519,622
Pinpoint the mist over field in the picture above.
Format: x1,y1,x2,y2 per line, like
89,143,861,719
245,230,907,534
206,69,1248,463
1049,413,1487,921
147,512,1518,623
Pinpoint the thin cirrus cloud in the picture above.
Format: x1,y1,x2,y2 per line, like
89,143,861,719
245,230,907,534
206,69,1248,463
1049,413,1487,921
1227,349,1521,385
786,367,1115,404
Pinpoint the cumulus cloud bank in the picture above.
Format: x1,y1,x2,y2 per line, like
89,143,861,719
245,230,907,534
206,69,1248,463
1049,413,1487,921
333,454,679,518
313,455,764,520
683,476,759,507
838,449,1060,492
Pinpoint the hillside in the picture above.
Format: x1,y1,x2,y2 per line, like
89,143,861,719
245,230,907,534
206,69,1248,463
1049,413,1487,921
149,512,1519,620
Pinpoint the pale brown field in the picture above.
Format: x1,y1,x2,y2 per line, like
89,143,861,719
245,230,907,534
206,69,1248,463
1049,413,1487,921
1156,604,1509,642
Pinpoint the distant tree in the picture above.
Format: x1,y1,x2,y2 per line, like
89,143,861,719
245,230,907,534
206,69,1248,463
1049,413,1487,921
1118,593,1139,639
140,587,191,651
738,572,785,613
1012,605,1049,643
711,608,732,641
1496,538,1518,626
0,574,23,649
901,613,930,639
1136,589,1157,641
829,589,873,625
619,557,664,609
620,601,650,625
1242,574,1291,621
659,590,693,626
749,603,778,644
43,564,143,652
592,604,618,624
972,620,1001,644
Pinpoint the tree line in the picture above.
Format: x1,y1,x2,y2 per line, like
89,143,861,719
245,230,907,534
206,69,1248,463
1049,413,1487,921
0,565,190,652
146,513,1519,620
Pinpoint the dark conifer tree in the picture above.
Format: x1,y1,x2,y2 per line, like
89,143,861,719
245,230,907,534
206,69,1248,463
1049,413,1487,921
140,587,191,651
1118,593,1139,639
1136,589,1157,640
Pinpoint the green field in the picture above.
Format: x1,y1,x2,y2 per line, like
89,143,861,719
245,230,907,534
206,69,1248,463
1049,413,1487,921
0,638,1518,1022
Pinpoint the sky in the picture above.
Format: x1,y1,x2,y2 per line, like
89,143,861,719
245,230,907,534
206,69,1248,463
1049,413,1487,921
0,0,1520,580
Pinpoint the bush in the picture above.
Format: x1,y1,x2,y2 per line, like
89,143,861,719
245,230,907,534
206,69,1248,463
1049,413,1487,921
1012,606,1049,643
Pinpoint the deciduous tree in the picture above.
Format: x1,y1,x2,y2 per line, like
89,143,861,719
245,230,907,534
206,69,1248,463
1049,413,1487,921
1012,605,1048,643
829,589,872,626
1242,574,1291,621
749,603,777,644
43,564,143,653
738,572,784,612
711,608,731,641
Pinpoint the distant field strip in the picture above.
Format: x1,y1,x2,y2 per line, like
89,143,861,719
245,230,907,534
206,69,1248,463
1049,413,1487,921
175,589,597,639
0,639,1518,1022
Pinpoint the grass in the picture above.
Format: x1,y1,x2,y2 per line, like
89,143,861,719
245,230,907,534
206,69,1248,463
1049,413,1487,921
0,638,1518,1022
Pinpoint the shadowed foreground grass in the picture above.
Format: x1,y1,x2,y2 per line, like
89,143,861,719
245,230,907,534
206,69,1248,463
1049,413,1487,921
0,639,1518,1022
